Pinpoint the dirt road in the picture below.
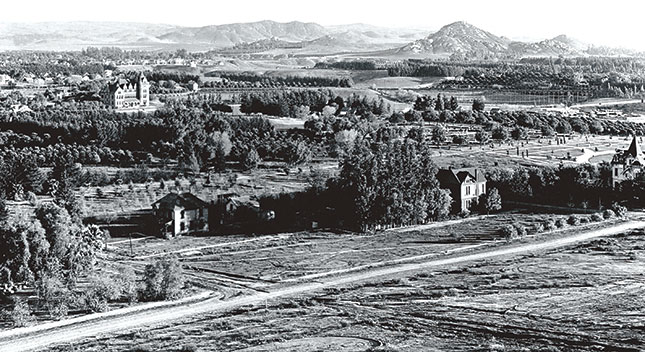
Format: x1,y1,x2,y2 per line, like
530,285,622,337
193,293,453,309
2,220,643,352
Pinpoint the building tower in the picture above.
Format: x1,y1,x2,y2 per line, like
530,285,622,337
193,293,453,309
611,135,645,188
137,73,150,107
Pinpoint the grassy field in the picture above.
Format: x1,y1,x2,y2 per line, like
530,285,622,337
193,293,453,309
428,130,633,168
40,213,639,352
353,76,444,89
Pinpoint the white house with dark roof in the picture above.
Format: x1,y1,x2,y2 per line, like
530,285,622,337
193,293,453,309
437,167,487,212
152,192,209,237
611,135,645,188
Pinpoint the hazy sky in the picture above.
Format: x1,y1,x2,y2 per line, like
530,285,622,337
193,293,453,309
3,0,645,50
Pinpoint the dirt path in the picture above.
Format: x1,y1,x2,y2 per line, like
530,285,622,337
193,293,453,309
2,220,643,352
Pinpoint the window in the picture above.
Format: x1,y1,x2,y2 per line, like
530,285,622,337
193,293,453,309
482,184,485,193
180,222,185,232
615,168,619,176
199,208,203,217
181,210,185,219
465,186,470,196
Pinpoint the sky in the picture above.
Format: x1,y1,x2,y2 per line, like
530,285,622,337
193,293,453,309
2,0,645,50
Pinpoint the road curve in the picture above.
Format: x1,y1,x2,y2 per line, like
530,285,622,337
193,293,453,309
2,220,643,352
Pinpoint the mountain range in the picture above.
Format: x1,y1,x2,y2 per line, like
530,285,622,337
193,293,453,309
0,20,639,57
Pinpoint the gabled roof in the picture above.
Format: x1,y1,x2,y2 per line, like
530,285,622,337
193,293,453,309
153,192,208,210
437,168,486,187
626,135,643,158
612,135,645,165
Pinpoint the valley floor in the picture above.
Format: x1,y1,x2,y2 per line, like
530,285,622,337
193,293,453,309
1,215,644,352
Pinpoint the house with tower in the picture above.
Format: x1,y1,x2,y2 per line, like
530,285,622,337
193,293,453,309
102,73,150,109
610,135,645,188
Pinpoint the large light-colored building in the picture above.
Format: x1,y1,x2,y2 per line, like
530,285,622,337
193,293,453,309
102,73,150,109
152,192,209,237
611,135,644,188
437,167,487,212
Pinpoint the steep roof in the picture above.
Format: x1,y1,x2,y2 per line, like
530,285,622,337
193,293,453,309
612,135,645,165
626,135,643,158
437,168,486,187
105,73,148,94
153,192,209,210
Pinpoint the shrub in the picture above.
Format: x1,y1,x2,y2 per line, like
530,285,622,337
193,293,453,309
241,148,260,171
591,213,603,222
116,266,138,304
179,344,199,352
500,224,518,240
142,256,184,301
567,215,581,226
603,209,616,219
543,218,556,231
555,218,567,228
84,275,120,313
514,224,527,237
26,191,38,206
531,223,545,234
37,275,70,320
8,297,35,327
611,203,628,218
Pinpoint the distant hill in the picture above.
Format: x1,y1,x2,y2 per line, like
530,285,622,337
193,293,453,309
397,21,509,55
0,22,178,51
0,20,639,57
508,35,587,56
157,20,327,48
394,21,638,58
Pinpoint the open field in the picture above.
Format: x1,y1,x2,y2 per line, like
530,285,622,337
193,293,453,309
354,76,444,89
426,130,637,168
3,215,642,352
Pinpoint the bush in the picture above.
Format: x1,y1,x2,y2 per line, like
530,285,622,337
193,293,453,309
591,213,603,222
603,209,616,219
567,215,581,226
500,224,518,240
26,191,38,206
142,256,184,301
514,224,527,237
84,275,120,313
179,344,199,352
241,148,260,171
37,275,70,320
611,203,628,218
543,218,556,231
531,223,545,234
7,297,35,327
116,266,138,304
555,218,567,228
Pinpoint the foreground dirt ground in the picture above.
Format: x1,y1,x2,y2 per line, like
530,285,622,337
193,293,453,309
4,216,643,352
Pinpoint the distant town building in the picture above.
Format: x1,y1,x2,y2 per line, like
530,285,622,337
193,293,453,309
611,135,644,188
101,73,150,109
152,192,209,237
437,167,487,212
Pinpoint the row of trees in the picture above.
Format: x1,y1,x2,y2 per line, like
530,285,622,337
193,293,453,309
239,90,391,118
405,93,645,138
210,72,353,88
